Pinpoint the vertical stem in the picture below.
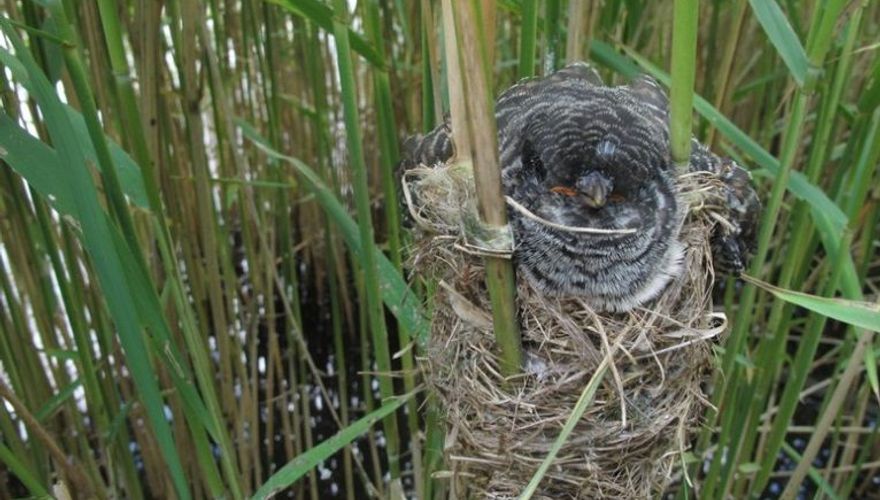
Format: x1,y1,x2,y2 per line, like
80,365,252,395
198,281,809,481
519,0,539,78
363,1,425,493
421,0,444,128
565,0,589,63
706,0,748,148
49,0,139,252
544,0,562,73
669,0,698,166
330,0,401,481
701,0,851,497
447,0,523,376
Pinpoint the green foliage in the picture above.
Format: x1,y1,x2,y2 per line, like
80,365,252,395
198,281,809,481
0,0,877,498
0,17,192,498
237,118,429,343
252,395,412,499
745,276,880,333
748,0,809,86
520,361,609,499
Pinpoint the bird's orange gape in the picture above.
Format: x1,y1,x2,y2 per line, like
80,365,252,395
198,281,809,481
550,184,624,204
550,185,578,197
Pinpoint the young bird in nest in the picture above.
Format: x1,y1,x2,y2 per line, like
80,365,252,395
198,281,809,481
401,63,760,312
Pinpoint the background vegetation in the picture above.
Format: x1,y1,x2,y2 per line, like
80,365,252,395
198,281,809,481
0,0,877,498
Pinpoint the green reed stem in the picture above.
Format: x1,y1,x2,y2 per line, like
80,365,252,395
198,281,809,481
49,0,139,250
748,8,867,493
519,0,538,78
450,0,523,377
363,2,425,493
701,0,850,497
92,2,241,496
669,0,698,166
543,0,561,73
330,0,401,481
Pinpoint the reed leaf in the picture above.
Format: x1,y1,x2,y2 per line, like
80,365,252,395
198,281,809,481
0,111,148,213
0,18,191,499
265,0,383,66
0,441,48,498
743,276,879,332
519,361,609,499
237,118,430,343
251,394,412,500
747,0,809,86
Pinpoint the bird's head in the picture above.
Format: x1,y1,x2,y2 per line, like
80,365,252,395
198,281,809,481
516,128,667,234
494,66,688,305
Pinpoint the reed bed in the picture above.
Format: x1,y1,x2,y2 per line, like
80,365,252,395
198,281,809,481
0,0,877,498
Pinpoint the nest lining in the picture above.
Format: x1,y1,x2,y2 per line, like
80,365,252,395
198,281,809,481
405,163,731,499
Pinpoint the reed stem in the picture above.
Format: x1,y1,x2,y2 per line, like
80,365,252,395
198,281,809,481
669,0,698,166
447,0,523,377
330,0,402,480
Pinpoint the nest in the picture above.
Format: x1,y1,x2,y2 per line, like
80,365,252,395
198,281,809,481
404,162,730,499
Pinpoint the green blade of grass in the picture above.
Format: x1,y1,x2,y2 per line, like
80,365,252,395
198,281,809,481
0,18,191,499
519,360,609,499
265,0,383,67
0,111,148,213
743,275,879,332
0,112,79,217
34,378,82,422
251,394,412,500
0,440,49,498
857,56,880,113
237,117,430,344
747,0,809,86
0,46,149,209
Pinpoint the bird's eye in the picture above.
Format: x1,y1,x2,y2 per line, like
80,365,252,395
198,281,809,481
608,190,626,203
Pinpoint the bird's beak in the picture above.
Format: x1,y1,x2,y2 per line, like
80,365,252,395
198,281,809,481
576,172,611,208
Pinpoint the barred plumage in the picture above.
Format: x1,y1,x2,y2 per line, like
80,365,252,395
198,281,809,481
401,62,759,312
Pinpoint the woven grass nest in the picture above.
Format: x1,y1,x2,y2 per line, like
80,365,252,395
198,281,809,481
404,162,731,499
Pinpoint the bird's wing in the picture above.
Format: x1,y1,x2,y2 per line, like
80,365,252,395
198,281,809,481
400,120,454,169
689,140,761,273
622,74,760,274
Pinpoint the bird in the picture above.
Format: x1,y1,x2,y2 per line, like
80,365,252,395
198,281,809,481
401,62,760,312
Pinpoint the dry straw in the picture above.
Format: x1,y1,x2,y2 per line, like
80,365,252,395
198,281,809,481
406,163,733,498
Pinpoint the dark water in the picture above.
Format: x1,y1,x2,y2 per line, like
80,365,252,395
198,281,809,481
251,262,411,499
